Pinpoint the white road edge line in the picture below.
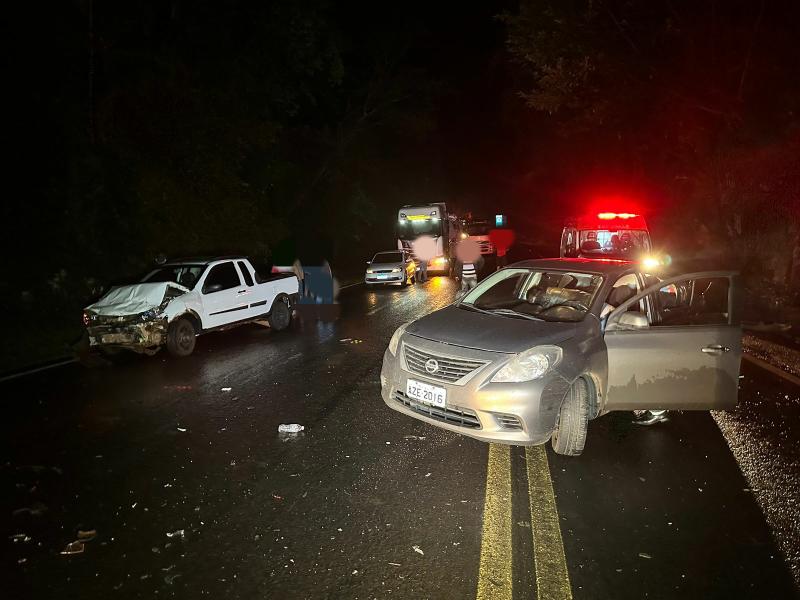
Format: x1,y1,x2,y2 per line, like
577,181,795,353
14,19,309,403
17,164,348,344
0,358,78,384
742,353,800,387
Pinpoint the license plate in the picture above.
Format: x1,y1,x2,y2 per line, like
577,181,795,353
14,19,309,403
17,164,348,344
377,274,390,279
406,378,446,408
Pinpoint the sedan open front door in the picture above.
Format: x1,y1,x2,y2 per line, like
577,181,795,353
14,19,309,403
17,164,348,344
601,271,742,412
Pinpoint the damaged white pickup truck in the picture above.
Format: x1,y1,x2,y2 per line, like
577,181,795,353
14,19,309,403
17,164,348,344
83,257,299,357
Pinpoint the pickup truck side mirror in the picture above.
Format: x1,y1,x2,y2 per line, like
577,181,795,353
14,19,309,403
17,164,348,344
607,312,649,331
203,283,224,294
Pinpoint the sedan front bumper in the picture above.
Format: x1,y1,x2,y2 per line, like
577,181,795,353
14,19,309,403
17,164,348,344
380,337,570,446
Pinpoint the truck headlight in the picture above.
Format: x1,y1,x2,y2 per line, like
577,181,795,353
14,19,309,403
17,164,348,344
491,346,562,383
388,322,411,356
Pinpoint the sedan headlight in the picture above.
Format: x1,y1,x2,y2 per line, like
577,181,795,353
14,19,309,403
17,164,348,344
491,346,562,383
391,268,401,273
366,269,374,274
388,322,411,356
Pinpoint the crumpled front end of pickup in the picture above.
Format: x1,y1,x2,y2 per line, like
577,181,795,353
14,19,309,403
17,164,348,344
87,314,168,352
84,282,189,352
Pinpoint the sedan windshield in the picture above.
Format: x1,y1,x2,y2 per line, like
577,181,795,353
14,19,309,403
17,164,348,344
460,268,604,323
373,252,403,263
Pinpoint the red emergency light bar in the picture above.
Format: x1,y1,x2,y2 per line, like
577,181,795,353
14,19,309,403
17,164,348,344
569,212,648,231
597,212,638,220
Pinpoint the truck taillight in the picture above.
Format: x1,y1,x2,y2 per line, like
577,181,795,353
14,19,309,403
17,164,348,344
597,212,638,220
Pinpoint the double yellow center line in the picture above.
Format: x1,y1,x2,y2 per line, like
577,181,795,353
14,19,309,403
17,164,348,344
477,444,573,600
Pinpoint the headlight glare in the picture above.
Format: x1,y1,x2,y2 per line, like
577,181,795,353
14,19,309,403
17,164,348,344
491,346,562,383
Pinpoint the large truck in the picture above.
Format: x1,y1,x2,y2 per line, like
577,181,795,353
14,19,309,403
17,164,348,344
396,203,460,275
560,212,653,261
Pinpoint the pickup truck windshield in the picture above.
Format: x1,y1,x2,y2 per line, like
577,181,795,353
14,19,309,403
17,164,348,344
461,268,604,323
143,264,206,289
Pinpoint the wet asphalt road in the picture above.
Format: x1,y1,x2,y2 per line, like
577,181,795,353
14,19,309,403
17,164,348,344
2,278,799,599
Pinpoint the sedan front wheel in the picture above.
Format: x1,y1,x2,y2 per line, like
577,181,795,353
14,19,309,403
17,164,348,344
551,378,589,456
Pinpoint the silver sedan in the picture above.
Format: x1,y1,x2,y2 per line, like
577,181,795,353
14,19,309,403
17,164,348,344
365,251,417,287
380,258,742,456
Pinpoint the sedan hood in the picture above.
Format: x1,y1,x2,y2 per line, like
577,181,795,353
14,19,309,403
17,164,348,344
86,282,188,316
406,305,577,354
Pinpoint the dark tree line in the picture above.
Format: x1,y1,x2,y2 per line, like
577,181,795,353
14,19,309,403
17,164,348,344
3,0,456,367
499,0,800,286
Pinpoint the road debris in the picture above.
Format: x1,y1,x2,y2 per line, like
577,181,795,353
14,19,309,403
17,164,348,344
221,387,232,392
388,562,402,567
11,534,32,543
177,427,187,432
403,435,426,440
60,541,85,555
165,573,182,585
12,502,48,517
278,424,304,433
166,529,185,539
638,552,653,559
412,545,424,556
77,529,97,541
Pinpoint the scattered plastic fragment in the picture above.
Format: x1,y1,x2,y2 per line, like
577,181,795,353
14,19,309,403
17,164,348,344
352,570,358,575
11,534,31,543
638,552,652,559
18,558,27,565
166,530,185,539
412,545,424,556
60,541,85,555
339,338,352,342
165,574,182,585
278,424,304,433
221,387,232,392
425,473,431,477
12,503,48,517
272,494,283,501
403,435,426,440
177,427,187,432
77,529,97,541
388,562,401,567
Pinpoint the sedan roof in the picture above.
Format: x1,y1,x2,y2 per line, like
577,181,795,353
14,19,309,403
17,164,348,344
509,257,635,275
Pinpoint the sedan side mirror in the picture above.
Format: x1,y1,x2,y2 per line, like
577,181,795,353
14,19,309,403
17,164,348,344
608,312,649,330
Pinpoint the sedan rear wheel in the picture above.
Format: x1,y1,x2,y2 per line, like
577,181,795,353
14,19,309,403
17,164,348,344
551,378,589,456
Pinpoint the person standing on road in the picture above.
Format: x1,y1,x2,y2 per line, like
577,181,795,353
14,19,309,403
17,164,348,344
418,259,428,283
459,260,478,292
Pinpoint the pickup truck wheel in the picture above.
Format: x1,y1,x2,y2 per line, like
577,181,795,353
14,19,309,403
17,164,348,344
268,299,291,331
551,378,589,456
166,317,196,357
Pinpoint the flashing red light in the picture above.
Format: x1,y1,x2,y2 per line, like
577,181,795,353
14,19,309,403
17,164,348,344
597,212,638,220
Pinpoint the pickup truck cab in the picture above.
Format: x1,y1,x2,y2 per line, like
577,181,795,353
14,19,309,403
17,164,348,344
83,257,299,357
